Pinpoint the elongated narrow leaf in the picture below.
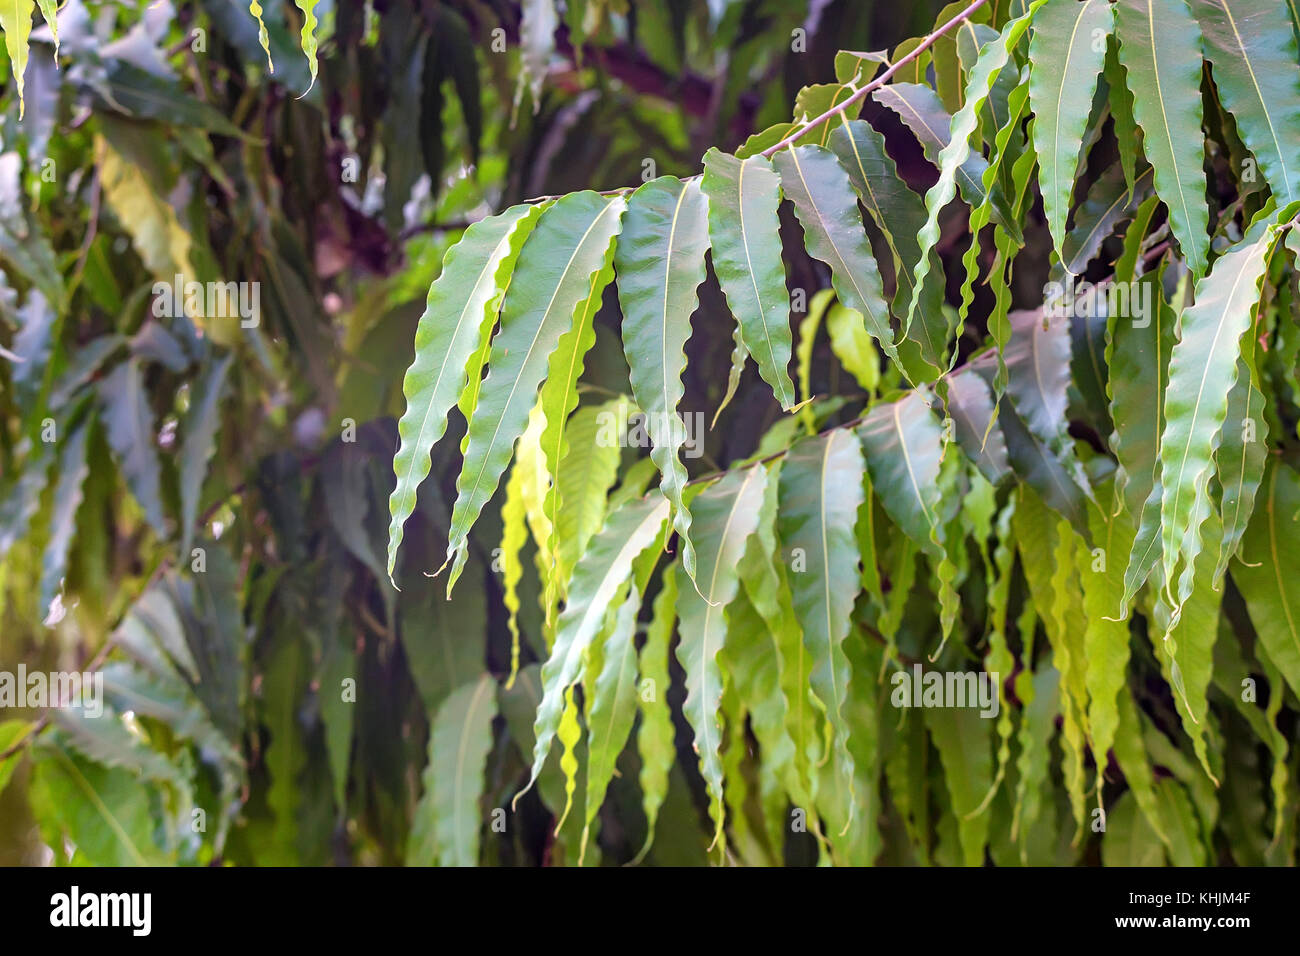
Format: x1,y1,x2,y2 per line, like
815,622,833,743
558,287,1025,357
1234,460,1300,700
580,584,642,861
39,418,90,617
700,148,797,409
293,1,320,91
387,203,541,583
676,465,767,848
827,119,947,382
409,674,497,866
772,145,902,371
521,495,667,797
248,2,273,70
180,355,231,557
0,1,34,118
98,359,166,536
857,390,959,643
444,192,625,590
1115,0,1209,276
906,2,1046,338
634,566,677,862
1158,209,1288,618
1029,0,1113,263
1192,0,1300,204
616,176,710,581
537,244,618,619
778,430,864,821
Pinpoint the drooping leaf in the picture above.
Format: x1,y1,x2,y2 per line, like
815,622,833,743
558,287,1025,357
443,193,625,590
1234,460,1300,700
1028,0,1113,264
408,674,498,866
616,176,710,582
1191,0,1300,204
521,495,667,798
1158,208,1289,620
179,355,231,557
777,430,864,823
772,145,903,371
1115,0,1210,276
700,148,797,409
0,1,34,118
97,359,166,537
387,203,542,584
676,464,767,849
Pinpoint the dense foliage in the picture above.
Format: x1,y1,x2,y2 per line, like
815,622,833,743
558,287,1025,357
1,0,1298,868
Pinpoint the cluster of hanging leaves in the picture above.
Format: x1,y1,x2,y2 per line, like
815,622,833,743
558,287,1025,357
382,0,1300,866
1,0,896,867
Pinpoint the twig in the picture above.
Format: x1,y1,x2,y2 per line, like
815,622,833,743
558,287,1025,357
759,0,990,159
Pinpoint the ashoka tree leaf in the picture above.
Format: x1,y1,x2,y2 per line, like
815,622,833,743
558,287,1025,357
778,429,865,827
1115,0,1210,277
408,674,497,866
1157,206,1291,622
772,144,903,373
521,494,667,801
1191,0,1300,205
700,148,797,410
1028,0,1113,266
1233,460,1300,701
443,192,625,592
616,176,710,583
98,359,167,537
386,202,542,585
675,464,767,849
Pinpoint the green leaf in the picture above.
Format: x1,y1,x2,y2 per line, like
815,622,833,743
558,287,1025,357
1028,0,1113,264
1192,0,1300,204
0,0,34,118
579,583,642,862
826,302,880,395
906,2,1046,341
857,390,959,646
387,203,542,584
676,464,767,849
180,355,231,557
700,148,797,409
1158,208,1289,621
31,741,166,865
1115,0,1210,276
538,242,619,620
98,359,167,537
1234,460,1300,700
827,118,946,382
39,417,90,618
409,674,498,866
1102,792,1167,865
633,565,678,863
772,145,903,372
521,495,668,798
1214,342,1267,582
248,2,273,70
444,193,625,590
1082,491,1137,766
926,707,993,866
616,176,710,582
778,430,865,823
292,0,320,92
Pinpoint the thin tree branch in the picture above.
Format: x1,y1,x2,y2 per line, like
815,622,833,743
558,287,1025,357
759,0,991,159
